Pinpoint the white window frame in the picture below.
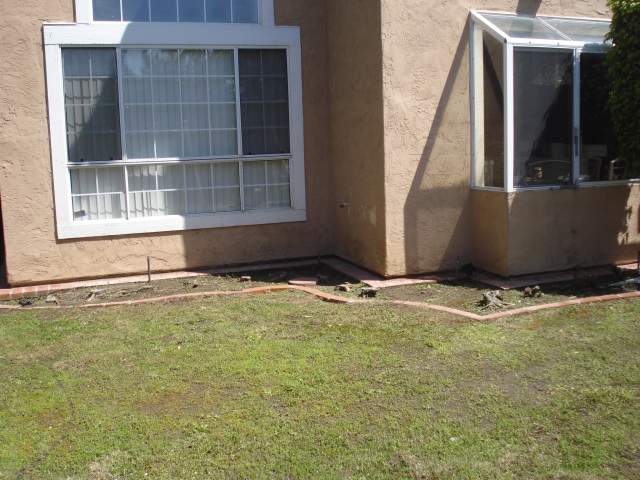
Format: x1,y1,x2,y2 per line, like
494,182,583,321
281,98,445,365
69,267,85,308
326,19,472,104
469,11,636,192
44,20,305,239
74,0,274,25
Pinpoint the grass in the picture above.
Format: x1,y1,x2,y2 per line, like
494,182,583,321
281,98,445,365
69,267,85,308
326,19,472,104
1,291,639,479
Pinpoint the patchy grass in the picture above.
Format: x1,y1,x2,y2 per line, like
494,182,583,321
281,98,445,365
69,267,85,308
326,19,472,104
1,291,639,479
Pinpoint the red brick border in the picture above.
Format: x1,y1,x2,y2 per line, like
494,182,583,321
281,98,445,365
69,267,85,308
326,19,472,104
0,284,637,319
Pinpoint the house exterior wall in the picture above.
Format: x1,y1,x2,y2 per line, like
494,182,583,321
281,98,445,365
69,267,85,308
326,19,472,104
507,186,640,276
379,0,619,277
0,0,333,285
326,0,387,275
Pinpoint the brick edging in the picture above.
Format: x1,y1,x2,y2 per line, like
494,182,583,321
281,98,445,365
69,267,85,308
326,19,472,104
393,290,640,320
0,285,365,310
0,285,637,319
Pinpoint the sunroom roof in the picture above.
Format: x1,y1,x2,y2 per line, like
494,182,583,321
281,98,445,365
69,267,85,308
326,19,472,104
472,11,611,45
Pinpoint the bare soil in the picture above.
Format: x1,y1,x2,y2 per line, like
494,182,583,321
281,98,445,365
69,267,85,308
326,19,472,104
4,264,639,313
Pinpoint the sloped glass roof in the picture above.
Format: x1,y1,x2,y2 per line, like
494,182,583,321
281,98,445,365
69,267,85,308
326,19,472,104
473,11,611,45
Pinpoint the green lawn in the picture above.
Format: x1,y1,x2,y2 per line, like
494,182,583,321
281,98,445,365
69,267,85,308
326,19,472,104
1,291,639,479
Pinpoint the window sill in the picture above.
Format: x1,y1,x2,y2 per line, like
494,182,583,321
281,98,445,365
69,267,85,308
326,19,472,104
57,208,306,239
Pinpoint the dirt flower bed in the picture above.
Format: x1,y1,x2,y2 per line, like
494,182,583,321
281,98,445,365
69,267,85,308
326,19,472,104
3,264,364,308
378,273,640,314
4,263,639,312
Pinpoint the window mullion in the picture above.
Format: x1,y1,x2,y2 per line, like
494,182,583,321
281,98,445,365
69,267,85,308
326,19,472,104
183,164,188,214
239,161,246,211
234,48,243,156
117,48,128,162
150,50,158,160
124,165,131,220
504,42,515,193
178,49,186,159
573,48,581,184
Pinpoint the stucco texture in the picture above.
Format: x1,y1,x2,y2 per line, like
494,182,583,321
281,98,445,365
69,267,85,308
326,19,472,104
326,0,387,275
0,0,332,285
379,0,617,276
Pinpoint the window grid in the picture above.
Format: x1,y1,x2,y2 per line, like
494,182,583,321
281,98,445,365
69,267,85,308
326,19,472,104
119,48,239,161
69,159,287,221
92,0,259,23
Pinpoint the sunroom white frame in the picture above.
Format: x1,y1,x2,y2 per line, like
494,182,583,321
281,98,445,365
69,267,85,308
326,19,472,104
469,10,620,193
74,0,275,25
44,20,305,239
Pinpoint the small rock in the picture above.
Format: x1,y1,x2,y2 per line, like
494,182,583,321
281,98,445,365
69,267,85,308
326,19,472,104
18,298,33,307
360,287,379,298
86,289,106,301
289,277,318,286
523,285,542,298
45,294,59,305
335,283,352,292
239,276,252,282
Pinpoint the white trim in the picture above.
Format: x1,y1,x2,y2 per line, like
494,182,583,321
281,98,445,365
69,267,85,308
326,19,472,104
260,0,275,26
74,0,92,24
572,48,581,184
43,22,300,46
504,42,514,193
469,20,483,187
58,209,306,239
44,21,306,240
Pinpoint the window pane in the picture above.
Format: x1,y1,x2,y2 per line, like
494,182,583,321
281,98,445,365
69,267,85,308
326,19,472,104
179,0,205,21
123,48,239,161
123,0,150,21
150,0,177,21
71,167,125,221
93,0,121,21
232,0,258,23
541,17,611,44
180,50,207,76
205,0,231,22
483,14,564,40
580,52,620,181
214,187,241,211
63,48,121,162
514,49,573,185
213,162,239,186
239,49,290,155
482,32,505,188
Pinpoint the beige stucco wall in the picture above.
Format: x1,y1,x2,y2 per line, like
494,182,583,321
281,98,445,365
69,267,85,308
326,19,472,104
0,0,333,285
471,189,509,276
326,0,387,275
379,0,614,277
508,186,640,275
472,187,640,277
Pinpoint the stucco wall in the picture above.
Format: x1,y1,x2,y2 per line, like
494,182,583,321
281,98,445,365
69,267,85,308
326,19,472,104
471,189,509,276
326,0,387,275
0,0,333,285
507,186,640,275
379,0,613,276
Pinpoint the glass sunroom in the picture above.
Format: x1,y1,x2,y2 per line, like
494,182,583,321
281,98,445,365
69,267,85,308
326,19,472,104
470,11,627,191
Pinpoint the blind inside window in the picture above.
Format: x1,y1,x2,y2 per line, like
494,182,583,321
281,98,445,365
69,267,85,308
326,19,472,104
122,48,238,160
63,48,122,162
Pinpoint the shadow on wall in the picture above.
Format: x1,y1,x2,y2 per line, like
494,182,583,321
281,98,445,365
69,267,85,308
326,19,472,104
516,0,543,15
403,24,473,275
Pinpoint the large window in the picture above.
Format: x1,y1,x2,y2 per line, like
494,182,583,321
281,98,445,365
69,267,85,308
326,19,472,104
470,12,628,191
92,0,260,23
44,15,305,238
